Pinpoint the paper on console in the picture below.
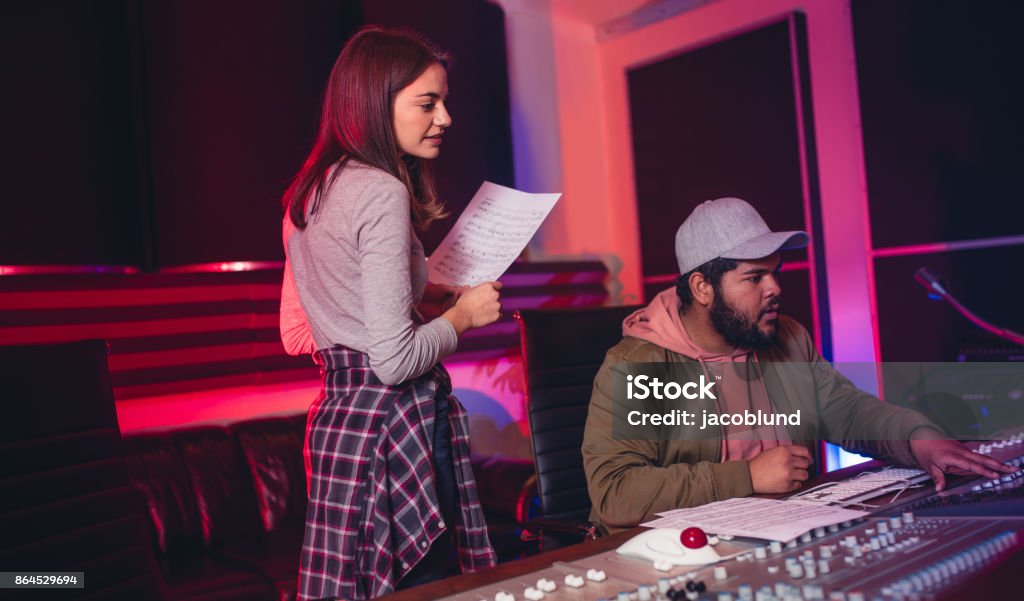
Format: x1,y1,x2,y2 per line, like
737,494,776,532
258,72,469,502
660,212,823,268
641,497,868,542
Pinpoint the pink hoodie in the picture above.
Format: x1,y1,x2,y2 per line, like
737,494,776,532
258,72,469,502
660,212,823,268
622,288,791,461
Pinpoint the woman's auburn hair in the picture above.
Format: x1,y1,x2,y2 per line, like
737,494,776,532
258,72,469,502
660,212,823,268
282,26,449,230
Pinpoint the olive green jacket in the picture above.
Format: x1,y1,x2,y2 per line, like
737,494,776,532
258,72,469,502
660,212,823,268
582,316,937,534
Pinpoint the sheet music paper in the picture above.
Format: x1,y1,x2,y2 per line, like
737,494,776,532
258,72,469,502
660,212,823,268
641,498,868,542
428,181,561,286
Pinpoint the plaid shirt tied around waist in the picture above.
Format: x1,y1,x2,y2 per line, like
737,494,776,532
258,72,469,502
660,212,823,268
299,346,495,601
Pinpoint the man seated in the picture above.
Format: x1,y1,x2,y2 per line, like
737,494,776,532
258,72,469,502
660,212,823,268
582,197,1015,534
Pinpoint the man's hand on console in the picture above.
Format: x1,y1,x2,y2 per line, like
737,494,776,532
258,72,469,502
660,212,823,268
749,445,813,493
910,431,1019,492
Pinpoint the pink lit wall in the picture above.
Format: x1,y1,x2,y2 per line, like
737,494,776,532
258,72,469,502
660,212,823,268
116,356,535,459
498,0,881,366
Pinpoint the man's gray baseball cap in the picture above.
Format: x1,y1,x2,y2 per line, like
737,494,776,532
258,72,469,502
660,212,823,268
675,197,809,274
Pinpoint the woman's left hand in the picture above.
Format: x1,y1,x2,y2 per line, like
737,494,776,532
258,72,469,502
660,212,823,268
420,283,469,319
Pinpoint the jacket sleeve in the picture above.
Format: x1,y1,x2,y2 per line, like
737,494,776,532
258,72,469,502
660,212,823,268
793,324,939,466
582,352,754,532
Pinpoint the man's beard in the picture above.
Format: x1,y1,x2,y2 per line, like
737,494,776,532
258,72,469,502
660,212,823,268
710,295,779,350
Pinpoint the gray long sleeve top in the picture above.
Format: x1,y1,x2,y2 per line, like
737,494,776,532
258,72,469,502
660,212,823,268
284,161,458,385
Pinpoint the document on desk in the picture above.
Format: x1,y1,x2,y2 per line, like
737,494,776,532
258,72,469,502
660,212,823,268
641,498,868,542
428,182,561,287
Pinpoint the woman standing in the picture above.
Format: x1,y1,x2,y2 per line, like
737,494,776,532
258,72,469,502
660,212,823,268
280,27,501,600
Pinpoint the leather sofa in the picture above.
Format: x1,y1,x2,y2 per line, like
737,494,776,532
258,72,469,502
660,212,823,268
122,414,536,601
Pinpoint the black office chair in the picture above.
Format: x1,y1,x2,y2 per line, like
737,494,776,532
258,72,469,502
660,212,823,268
514,304,641,549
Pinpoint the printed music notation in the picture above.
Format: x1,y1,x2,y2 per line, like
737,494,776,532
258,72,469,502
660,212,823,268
428,182,561,286
642,497,867,542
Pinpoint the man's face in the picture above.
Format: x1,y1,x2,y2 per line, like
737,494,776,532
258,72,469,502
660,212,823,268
710,254,782,350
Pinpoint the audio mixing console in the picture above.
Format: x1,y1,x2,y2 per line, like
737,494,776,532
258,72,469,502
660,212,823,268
410,435,1024,601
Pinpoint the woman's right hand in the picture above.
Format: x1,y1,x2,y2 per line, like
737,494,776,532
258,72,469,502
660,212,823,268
442,281,502,335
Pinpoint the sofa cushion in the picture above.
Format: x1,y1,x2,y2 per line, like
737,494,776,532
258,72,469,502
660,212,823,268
217,527,304,601
0,340,167,600
123,431,205,556
174,427,265,549
159,554,277,601
230,415,308,533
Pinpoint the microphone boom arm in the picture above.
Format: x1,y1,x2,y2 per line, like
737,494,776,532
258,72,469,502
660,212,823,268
915,267,1024,346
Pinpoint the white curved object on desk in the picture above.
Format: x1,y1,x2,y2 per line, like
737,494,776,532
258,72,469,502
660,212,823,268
616,528,722,566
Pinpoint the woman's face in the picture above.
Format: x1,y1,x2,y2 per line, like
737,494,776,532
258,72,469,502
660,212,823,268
393,62,451,159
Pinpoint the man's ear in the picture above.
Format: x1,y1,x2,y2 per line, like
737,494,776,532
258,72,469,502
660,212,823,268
689,271,714,308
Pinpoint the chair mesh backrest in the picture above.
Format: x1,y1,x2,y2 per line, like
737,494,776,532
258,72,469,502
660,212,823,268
515,306,640,522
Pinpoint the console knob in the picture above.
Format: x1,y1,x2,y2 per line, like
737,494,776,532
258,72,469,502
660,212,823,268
680,527,708,549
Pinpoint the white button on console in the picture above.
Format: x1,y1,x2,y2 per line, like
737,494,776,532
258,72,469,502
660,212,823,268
818,558,831,574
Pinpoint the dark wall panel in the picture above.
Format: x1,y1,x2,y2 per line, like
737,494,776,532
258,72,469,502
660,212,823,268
628,19,810,280
1,1,142,265
2,0,513,268
141,0,360,267
853,0,1024,248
